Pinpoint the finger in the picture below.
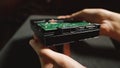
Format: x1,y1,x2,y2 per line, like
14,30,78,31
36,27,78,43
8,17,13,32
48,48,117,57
57,10,97,22
57,15,72,19
71,11,83,18
57,16,67,19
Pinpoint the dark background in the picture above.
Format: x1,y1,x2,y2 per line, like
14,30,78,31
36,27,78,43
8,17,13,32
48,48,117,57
0,0,120,49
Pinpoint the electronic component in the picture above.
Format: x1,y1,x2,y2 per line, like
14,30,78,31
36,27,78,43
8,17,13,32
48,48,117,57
30,19,100,46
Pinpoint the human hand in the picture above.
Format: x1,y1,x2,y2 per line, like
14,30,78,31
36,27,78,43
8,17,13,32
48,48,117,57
58,9,120,41
29,37,86,68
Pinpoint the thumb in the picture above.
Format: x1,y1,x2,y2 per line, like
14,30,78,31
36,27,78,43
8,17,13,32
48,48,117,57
29,39,66,63
29,39,85,68
39,48,86,68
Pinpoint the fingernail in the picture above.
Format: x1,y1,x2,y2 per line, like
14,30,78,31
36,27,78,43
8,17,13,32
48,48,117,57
57,16,65,19
29,39,35,45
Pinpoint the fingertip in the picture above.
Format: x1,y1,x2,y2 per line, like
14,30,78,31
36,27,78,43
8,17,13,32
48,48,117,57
29,39,35,46
57,15,71,19
29,38,41,48
57,16,66,19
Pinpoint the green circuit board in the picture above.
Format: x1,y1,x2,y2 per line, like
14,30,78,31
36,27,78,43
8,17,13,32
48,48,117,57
37,21,90,31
